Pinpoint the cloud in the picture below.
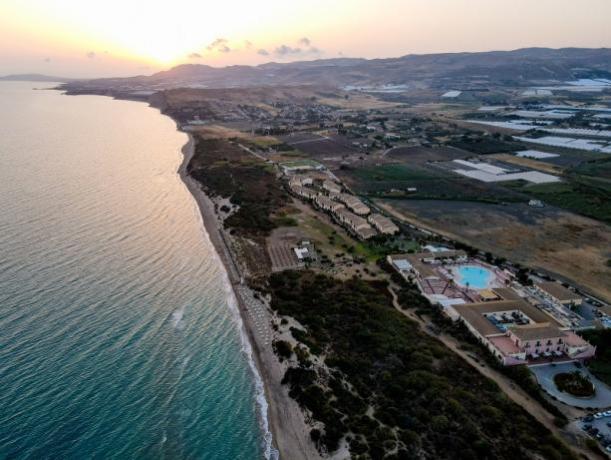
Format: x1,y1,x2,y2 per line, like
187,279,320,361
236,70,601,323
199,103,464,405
257,48,270,56
188,52,202,59
273,40,323,58
275,45,302,56
244,40,253,49
86,51,96,59
207,38,231,53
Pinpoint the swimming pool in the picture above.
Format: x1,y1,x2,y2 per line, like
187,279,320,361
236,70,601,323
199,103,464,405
455,265,493,290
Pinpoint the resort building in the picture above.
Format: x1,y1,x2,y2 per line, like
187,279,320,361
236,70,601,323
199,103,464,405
336,208,376,240
449,299,595,365
315,195,345,213
337,193,370,215
535,282,583,306
290,184,318,200
288,174,314,188
322,180,342,194
368,213,399,235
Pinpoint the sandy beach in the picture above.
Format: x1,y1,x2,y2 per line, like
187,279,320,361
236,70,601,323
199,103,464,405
178,134,321,460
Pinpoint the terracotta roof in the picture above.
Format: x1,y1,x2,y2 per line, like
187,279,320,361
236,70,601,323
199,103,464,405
453,299,560,337
509,324,566,341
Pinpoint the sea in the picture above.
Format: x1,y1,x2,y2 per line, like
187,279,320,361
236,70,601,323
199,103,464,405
0,81,267,459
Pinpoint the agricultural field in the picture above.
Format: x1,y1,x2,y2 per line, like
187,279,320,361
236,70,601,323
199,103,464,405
377,199,611,303
339,162,526,203
518,179,611,225
281,134,360,158
386,146,471,164
448,136,525,155
489,153,565,175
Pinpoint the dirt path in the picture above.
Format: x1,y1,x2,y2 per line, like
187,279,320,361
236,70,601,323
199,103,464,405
386,286,600,460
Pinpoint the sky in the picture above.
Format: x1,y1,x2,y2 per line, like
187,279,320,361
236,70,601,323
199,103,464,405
1,0,610,78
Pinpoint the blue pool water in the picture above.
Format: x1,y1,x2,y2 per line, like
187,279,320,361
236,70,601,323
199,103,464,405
455,265,493,290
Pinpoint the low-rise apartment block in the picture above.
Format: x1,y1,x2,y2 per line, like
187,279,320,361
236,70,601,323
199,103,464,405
337,193,370,215
322,180,342,194
368,213,399,235
336,208,376,240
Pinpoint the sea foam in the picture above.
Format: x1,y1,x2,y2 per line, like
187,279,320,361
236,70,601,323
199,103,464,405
188,194,278,460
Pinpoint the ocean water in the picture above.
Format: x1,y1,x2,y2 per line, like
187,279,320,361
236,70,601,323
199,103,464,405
0,82,265,459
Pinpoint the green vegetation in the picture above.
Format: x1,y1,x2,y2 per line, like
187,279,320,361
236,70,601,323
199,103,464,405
272,216,298,227
522,176,611,225
350,163,442,183
189,138,289,236
554,372,595,397
449,136,524,155
380,262,567,425
574,156,611,180
268,271,574,459
279,159,324,169
345,163,524,204
273,340,294,361
581,329,611,386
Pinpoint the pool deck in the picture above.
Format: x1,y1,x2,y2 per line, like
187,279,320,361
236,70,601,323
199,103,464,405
416,259,513,305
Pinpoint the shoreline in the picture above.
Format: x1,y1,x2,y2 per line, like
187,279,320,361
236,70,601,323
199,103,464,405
177,134,320,460
51,83,318,459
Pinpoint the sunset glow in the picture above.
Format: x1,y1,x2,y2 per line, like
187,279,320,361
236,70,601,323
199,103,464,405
1,0,610,77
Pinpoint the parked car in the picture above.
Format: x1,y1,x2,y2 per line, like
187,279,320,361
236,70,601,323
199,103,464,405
594,413,604,419
604,410,611,417
584,415,594,422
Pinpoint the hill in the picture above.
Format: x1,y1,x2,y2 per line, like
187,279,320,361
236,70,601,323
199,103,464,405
61,47,611,94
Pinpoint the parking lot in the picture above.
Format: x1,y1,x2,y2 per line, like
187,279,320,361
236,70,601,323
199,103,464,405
579,413,611,453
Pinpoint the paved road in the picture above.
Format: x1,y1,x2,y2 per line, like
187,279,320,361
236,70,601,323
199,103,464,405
531,362,611,409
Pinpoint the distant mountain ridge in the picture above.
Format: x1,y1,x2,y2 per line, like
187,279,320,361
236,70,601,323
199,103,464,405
62,47,611,93
0,73,75,82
